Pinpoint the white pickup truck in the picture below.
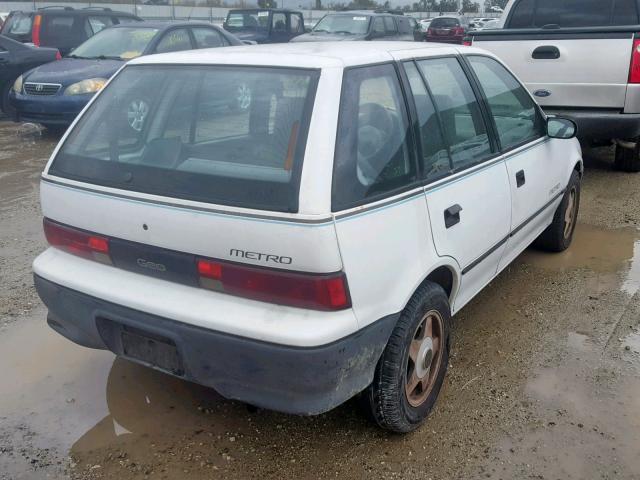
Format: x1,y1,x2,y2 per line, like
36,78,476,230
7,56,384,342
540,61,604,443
468,0,640,171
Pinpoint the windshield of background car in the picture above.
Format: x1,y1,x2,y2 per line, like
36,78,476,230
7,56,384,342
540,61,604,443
225,11,269,30
312,14,371,34
50,65,319,212
71,27,159,60
430,17,459,28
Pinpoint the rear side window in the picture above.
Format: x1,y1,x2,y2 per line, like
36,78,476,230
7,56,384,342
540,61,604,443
333,64,416,210
290,13,304,33
383,16,397,34
508,0,534,27
86,16,113,35
2,12,33,35
417,57,492,171
155,28,192,53
468,56,545,150
50,65,319,212
192,27,227,48
430,18,459,28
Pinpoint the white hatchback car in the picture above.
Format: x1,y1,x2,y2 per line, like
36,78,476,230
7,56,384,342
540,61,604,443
33,42,582,432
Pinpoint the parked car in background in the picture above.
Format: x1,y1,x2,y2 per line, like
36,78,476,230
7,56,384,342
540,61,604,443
10,22,241,132
468,0,640,171
0,34,60,116
0,12,9,29
223,9,305,43
291,11,417,42
476,18,499,30
424,16,470,44
33,42,581,433
0,7,141,56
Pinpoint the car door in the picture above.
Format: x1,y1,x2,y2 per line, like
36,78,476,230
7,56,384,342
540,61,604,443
406,56,511,311
269,12,288,43
464,54,565,271
154,28,194,54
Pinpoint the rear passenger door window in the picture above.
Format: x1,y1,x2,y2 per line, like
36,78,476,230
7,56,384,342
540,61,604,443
333,64,416,210
290,13,304,34
383,16,397,36
416,57,492,171
403,61,451,182
192,27,227,48
155,28,192,53
467,55,545,151
371,17,385,37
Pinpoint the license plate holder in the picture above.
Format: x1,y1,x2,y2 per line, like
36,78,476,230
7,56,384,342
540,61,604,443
121,327,184,376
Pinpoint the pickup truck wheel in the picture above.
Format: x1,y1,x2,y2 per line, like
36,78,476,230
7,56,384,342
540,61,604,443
363,282,450,433
614,143,640,172
534,170,580,252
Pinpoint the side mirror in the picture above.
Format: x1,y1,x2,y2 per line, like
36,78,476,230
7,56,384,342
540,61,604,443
547,116,577,139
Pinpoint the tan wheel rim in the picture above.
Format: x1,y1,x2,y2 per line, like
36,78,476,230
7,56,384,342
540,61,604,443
563,187,577,239
405,310,444,407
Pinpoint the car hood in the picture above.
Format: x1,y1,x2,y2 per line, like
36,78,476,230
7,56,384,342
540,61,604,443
290,32,366,42
23,58,124,86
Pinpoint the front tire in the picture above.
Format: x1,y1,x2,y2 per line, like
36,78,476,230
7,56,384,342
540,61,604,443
363,282,451,433
535,170,581,252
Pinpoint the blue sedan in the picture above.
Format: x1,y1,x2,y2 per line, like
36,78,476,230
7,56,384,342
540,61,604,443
10,21,242,132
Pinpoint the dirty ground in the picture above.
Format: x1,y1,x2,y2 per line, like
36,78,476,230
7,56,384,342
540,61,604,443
0,119,639,480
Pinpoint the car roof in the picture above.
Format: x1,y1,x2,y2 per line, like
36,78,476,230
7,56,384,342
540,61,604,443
328,10,399,16
10,7,138,17
228,8,302,13
130,41,461,69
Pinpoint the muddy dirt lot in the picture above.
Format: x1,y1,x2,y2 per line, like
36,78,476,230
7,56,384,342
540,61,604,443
1,118,639,480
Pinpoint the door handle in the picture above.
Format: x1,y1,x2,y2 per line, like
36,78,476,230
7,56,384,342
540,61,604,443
516,170,526,188
444,204,462,229
532,45,560,59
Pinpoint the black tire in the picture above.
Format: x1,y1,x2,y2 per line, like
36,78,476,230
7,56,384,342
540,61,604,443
363,282,451,433
1,79,16,117
534,170,581,252
614,143,640,172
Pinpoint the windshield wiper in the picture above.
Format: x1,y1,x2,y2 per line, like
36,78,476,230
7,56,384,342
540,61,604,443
93,55,123,61
334,30,354,34
67,54,90,59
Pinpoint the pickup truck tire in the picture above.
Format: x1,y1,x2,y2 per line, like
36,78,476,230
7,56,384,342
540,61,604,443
535,170,580,252
614,143,640,172
363,282,450,433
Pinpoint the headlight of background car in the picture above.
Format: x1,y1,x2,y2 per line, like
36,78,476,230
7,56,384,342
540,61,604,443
12,75,24,94
64,78,107,96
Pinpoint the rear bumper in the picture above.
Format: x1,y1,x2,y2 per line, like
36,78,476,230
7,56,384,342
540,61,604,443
10,91,91,126
34,274,398,415
544,108,640,141
425,36,464,44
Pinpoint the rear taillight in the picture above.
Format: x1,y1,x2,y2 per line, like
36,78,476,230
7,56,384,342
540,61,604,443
55,50,62,60
463,37,472,46
630,38,640,83
427,27,434,35
197,258,351,311
453,26,465,35
32,14,42,46
43,218,111,264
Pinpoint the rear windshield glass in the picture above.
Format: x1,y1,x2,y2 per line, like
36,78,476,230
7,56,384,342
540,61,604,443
429,17,460,28
49,65,319,212
313,14,371,35
225,10,270,30
509,0,640,27
2,12,33,35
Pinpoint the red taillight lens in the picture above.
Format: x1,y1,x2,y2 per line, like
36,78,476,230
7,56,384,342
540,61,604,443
43,218,111,264
55,50,62,60
427,28,434,35
453,26,464,35
197,258,351,311
463,38,472,46
32,14,41,47
630,38,640,83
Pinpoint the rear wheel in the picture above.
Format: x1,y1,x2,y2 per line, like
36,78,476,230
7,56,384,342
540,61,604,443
614,142,640,172
363,282,450,433
535,170,580,252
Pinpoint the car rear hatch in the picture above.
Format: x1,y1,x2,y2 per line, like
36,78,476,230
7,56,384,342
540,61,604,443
41,63,350,312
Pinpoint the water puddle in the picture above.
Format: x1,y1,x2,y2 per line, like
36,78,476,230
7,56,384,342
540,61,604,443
520,223,640,295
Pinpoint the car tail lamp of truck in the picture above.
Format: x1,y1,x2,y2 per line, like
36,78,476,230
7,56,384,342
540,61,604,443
453,26,465,36
55,50,62,60
629,38,640,83
31,14,42,46
44,218,112,265
463,37,472,46
197,258,352,311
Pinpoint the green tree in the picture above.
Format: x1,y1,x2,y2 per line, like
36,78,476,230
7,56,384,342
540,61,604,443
462,0,479,12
